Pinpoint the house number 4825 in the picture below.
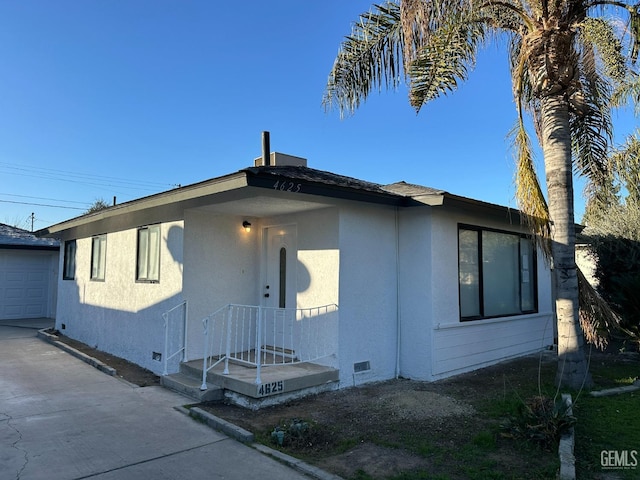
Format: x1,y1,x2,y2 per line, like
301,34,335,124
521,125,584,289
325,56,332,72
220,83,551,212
273,180,301,193
257,381,284,397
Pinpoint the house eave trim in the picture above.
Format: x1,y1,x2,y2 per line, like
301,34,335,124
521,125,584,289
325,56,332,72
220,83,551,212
37,172,249,238
0,244,60,251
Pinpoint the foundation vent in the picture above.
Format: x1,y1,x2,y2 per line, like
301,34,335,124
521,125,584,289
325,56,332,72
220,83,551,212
353,361,371,373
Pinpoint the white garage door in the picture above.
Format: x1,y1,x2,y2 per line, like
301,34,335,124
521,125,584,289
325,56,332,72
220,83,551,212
0,251,52,320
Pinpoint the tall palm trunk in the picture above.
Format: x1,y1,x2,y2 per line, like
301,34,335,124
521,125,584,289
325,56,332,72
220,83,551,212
540,94,593,389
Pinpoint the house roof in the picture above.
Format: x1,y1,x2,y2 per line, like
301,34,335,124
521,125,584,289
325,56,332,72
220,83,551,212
242,166,408,205
0,223,60,250
244,166,390,194
382,182,447,205
37,164,523,240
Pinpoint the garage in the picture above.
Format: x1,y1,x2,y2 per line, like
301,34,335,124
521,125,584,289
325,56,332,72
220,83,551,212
0,223,59,320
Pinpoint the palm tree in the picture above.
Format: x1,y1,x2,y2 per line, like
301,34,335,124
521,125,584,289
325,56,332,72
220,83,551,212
324,0,640,389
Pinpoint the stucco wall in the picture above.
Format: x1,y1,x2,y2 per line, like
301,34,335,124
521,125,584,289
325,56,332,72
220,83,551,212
292,208,339,310
182,211,259,361
427,207,554,380
396,207,433,381
337,204,399,387
55,221,184,374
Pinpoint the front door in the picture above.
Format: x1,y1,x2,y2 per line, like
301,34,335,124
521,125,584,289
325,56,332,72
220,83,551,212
263,225,297,309
261,225,297,360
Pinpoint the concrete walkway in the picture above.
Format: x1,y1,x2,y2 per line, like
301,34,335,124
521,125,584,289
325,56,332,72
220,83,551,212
0,321,311,480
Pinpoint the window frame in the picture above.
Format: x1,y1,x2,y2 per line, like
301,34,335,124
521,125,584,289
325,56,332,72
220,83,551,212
136,224,161,283
90,234,107,281
62,239,76,280
457,224,538,321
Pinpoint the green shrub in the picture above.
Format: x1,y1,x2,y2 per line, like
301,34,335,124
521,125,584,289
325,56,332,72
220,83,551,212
501,396,576,450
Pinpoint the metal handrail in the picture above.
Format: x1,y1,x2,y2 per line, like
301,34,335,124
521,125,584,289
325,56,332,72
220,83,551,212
162,301,188,376
200,303,338,390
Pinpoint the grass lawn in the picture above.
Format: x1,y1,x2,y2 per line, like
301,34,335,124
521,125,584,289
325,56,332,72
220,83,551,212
574,354,639,479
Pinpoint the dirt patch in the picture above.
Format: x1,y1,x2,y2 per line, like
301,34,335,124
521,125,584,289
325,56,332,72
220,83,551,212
379,390,475,420
46,330,160,387
199,357,562,479
318,443,431,479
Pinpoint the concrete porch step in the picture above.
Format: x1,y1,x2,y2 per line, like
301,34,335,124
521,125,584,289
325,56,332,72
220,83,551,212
176,358,340,409
161,372,224,403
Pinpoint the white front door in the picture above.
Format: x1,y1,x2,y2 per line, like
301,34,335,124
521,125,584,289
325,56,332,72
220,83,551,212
261,225,297,358
263,225,297,309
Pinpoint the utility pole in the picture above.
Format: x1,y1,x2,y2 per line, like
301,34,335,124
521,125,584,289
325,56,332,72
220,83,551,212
31,212,35,232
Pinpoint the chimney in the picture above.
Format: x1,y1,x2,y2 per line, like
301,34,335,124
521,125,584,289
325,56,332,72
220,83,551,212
254,131,307,167
262,131,270,166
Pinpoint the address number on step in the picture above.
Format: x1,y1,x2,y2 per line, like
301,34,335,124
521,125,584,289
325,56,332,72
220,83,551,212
257,381,284,397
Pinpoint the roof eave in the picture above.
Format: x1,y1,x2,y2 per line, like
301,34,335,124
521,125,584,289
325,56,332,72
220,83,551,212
37,172,249,238
244,168,407,207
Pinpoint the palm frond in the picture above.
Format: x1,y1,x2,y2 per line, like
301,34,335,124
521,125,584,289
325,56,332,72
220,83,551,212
611,70,640,112
610,130,640,205
323,2,404,117
511,119,552,257
407,19,485,109
569,99,611,182
577,266,620,350
570,19,618,183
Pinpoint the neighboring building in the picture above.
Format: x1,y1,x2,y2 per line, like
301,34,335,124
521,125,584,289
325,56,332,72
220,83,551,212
39,153,554,403
0,223,59,320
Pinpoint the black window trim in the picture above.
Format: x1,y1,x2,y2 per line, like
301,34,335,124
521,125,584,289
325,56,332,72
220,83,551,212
458,223,538,322
62,239,76,281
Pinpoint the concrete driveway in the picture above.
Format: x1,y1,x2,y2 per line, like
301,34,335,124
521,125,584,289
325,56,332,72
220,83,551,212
0,320,311,480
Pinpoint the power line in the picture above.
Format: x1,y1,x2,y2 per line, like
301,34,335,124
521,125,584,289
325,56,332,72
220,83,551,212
0,162,177,192
0,192,91,206
0,199,86,210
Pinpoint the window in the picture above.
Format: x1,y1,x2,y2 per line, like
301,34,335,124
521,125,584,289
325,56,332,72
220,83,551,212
90,234,107,281
137,225,160,282
63,240,76,280
458,225,537,320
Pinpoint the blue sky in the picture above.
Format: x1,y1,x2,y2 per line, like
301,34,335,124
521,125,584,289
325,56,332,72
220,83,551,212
0,1,636,230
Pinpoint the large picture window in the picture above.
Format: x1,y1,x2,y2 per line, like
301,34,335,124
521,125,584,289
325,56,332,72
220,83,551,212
91,234,107,281
137,225,160,282
458,225,537,320
63,240,76,280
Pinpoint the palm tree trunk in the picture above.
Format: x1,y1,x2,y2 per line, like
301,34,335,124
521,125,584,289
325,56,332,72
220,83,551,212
540,94,593,390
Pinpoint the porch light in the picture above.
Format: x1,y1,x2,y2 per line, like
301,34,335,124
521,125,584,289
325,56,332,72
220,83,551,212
242,221,252,232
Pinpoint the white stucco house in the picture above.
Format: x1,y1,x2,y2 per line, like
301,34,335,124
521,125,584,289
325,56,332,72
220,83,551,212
0,223,59,321
40,153,554,403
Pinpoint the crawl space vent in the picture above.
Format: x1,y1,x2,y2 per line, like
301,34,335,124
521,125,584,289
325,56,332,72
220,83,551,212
353,361,371,373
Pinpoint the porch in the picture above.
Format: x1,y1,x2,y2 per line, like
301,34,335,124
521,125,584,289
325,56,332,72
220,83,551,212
161,302,340,408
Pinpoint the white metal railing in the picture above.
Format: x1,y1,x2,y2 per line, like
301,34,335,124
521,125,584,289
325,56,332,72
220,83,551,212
162,301,188,376
200,304,338,389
